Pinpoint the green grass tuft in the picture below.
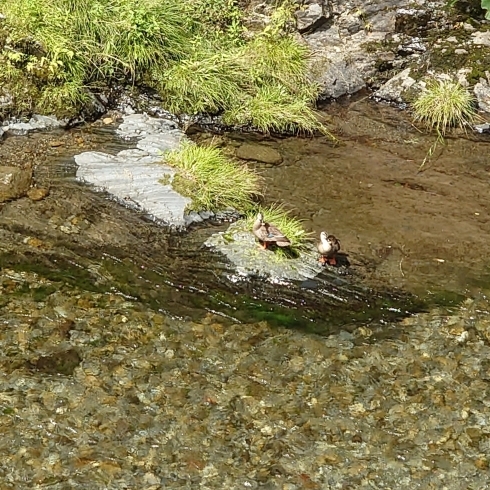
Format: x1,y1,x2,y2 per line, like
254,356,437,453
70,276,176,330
412,79,476,136
163,141,262,212
152,47,249,115
223,83,327,135
243,36,314,94
413,78,477,171
245,204,310,257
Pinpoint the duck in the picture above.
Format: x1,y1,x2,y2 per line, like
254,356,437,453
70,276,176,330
252,212,291,249
317,231,341,265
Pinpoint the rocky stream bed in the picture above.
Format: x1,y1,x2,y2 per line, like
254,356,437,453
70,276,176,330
0,99,490,488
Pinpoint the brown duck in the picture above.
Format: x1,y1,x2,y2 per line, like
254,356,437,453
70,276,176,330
317,231,340,265
252,212,291,249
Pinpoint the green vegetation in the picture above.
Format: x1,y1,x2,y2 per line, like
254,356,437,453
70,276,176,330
412,78,477,170
0,0,327,135
245,204,310,257
163,141,262,212
0,0,191,116
483,0,490,18
153,48,248,116
446,0,489,18
413,79,476,135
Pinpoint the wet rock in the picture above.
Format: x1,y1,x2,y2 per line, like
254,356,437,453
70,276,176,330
4,114,65,135
116,113,179,139
474,76,490,114
185,211,204,227
0,165,32,202
295,0,330,33
27,187,50,201
235,143,283,165
204,220,324,282
475,123,490,133
199,210,215,220
76,114,192,229
373,67,417,104
75,149,190,229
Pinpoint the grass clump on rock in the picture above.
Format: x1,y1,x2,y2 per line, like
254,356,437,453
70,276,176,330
412,78,477,170
413,79,476,136
163,141,262,212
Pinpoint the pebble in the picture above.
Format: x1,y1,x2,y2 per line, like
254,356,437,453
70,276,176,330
27,187,49,201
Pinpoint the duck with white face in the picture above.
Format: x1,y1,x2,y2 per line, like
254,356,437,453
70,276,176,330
317,231,340,265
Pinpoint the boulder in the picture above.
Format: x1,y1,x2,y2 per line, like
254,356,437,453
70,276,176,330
474,76,490,114
0,166,32,202
295,0,330,33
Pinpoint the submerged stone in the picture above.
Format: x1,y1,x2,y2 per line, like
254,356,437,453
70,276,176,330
29,347,81,375
27,187,50,201
235,143,283,165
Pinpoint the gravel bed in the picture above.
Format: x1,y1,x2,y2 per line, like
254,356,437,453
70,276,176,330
1,269,490,489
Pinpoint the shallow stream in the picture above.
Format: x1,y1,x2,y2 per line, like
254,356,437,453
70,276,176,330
1,100,490,488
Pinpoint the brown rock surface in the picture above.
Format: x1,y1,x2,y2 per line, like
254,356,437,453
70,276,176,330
0,165,32,202
236,143,283,165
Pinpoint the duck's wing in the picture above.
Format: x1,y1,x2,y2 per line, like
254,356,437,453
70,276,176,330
264,223,291,245
329,236,341,252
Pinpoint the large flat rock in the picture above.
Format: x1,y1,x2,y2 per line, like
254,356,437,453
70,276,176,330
75,114,192,229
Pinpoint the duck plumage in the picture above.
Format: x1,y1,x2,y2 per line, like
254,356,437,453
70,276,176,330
253,212,291,249
317,231,340,265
